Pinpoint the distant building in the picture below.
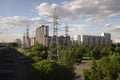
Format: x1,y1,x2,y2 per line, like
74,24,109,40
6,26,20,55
30,37,36,46
81,35,90,45
58,36,70,45
101,33,111,45
89,36,95,46
99,36,105,45
94,36,100,45
73,35,81,45
74,33,111,46
35,25,71,47
36,25,49,47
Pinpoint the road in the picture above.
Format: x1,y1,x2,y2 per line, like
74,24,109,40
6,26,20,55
74,60,91,80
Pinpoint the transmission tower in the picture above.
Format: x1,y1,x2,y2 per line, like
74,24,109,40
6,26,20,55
48,8,60,61
26,27,30,48
64,23,70,46
65,23,69,37
23,33,26,48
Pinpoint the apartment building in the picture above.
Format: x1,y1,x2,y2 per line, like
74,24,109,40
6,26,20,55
74,33,111,46
36,25,49,47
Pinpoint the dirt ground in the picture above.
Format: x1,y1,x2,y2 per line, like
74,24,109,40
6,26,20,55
74,60,91,80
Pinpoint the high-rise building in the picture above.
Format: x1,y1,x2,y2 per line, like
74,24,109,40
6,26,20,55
89,36,95,46
36,25,49,47
99,36,105,45
30,37,36,46
81,35,90,45
74,33,111,46
73,35,81,45
101,33,111,45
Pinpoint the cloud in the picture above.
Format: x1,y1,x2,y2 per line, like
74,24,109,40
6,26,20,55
0,16,49,29
68,24,88,36
104,23,120,42
105,24,120,32
104,24,112,27
36,2,75,20
36,0,120,22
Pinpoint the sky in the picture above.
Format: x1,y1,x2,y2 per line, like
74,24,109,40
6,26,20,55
0,0,120,43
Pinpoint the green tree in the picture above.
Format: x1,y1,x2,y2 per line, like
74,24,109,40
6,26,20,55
90,47,100,59
59,49,74,70
27,43,48,62
115,46,120,53
83,54,120,80
30,60,73,80
100,46,111,57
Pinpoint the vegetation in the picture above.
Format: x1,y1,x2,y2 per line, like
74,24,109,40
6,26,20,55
30,60,73,80
17,43,120,80
23,43,48,62
83,45,120,80
21,43,75,80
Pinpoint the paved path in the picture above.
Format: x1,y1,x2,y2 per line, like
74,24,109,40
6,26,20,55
74,60,91,80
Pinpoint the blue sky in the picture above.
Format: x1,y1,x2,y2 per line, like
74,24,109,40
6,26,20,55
0,0,120,42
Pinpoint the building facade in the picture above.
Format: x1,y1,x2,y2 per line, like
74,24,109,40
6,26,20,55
74,33,111,46
101,33,111,45
36,25,49,47
30,37,36,46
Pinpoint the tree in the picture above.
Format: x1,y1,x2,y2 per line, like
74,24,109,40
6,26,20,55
27,43,48,62
83,54,120,80
30,60,73,80
90,47,100,59
100,46,112,57
59,49,74,70
115,46,120,53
